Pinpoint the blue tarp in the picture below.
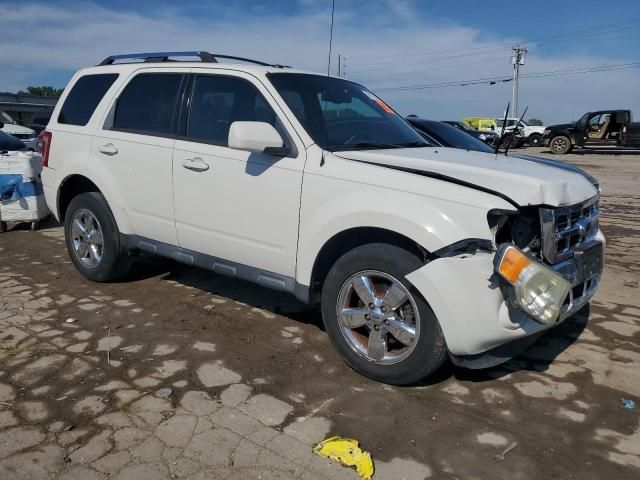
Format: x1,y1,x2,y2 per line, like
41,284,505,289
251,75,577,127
0,174,43,202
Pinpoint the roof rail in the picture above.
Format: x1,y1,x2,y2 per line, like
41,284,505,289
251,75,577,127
97,51,288,68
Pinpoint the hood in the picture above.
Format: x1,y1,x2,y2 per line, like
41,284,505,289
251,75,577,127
513,154,599,190
0,131,26,151
1,123,35,136
334,147,597,207
546,122,574,131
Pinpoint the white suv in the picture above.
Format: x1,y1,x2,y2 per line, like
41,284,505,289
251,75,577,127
40,51,604,385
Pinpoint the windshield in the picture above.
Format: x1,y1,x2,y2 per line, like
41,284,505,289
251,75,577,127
449,121,475,132
410,120,494,153
577,112,591,125
0,111,17,124
268,73,430,151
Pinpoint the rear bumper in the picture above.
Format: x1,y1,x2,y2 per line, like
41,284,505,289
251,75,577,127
405,230,605,361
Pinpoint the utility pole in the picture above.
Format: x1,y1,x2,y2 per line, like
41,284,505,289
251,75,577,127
511,46,527,118
337,54,346,78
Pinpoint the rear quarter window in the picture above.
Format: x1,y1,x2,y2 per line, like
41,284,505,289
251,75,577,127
58,74,119,126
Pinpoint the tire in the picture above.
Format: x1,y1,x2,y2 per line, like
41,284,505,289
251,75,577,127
0,221,7,233
528,133,542,146
549,135,572,154
64,192,132,282
321,243,447,385
502,132,522,149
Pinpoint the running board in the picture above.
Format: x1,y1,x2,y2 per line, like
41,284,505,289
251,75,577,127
121,234,312,303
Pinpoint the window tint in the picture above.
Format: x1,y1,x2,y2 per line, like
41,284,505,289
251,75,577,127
58,74,118,126
114,74,182,135
186,76,277,146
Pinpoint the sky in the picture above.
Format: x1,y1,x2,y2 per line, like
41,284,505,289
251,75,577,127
1,0,639,124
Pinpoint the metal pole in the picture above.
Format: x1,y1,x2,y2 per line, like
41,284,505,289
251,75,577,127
511,46,527,118
337,54,341,77
513,59,519,118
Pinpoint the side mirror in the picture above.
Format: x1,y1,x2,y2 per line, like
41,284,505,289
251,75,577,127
228,121,289,156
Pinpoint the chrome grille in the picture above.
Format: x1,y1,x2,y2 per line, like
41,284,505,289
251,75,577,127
539,196,599,263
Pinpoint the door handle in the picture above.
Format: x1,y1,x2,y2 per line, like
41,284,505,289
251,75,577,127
182,157,210,172
98,143,118,156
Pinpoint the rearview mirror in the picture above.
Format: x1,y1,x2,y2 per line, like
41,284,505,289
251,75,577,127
320,87,352,104
228,121,289,156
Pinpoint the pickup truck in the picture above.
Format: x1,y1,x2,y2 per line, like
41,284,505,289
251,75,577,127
543,109,640,154
495,117,546,146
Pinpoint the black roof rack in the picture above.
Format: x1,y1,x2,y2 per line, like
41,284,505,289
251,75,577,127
97,51,289,68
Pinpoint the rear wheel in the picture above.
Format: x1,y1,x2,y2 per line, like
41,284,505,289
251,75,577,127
550,135,572,154
64,192,132,282
321,243,447,385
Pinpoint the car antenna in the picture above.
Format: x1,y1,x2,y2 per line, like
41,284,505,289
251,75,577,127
320,0,336,167
495,102,510,155
504,106,528,156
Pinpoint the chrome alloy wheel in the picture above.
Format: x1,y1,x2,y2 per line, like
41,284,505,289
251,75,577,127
70,209,104,268
336,270,420,365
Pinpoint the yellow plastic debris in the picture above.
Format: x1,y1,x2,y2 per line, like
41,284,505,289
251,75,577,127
313,436,375,480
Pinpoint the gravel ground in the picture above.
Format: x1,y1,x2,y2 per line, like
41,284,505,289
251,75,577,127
0,146,639,479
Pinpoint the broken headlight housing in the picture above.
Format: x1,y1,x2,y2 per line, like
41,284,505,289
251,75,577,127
494,244,571,326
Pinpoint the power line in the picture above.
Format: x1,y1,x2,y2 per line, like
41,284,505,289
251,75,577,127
372,62,640,92
347,20,639,72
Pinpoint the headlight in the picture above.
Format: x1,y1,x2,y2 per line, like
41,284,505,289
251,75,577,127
479,134,487,140
543,128,550,135
494,244,571,326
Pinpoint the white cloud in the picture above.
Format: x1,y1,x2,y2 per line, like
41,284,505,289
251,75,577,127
0,1,638,124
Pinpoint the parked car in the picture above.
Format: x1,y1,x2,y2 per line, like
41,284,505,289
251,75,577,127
441,120,499,145
543,109,640,154
408,118,495,152
0,111,37,150
463,116,497,132
495,117,545,146
40,51,604,385
0,124,27,151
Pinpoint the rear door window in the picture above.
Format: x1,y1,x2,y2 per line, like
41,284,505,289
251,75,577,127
113,73,183,136
185,75,277,146
58,74,119,126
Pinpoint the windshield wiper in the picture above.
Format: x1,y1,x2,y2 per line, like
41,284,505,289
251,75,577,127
393,141,431,148
332,141,430,151
331,142,400,151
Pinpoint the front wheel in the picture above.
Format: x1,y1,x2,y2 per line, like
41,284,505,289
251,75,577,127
549,135,573,154
64,192,132,282
528,133,542,146
321,243,447,385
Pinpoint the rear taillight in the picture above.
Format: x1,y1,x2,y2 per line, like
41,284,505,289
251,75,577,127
38,131,52,167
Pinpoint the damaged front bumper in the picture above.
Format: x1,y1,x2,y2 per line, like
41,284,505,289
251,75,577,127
405,230,605,368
